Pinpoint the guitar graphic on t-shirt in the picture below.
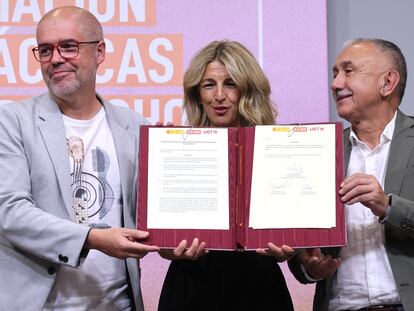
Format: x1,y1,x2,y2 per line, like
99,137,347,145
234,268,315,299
68,136,113,224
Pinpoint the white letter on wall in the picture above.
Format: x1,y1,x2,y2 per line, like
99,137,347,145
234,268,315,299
0,1,8,22
164,98,184,124
20,38,42,83
0,39,17,83
120,0,145,22
149,38,174,83
117,38,147,83
96,39,114,83
89,0,114,23
12,0,41,22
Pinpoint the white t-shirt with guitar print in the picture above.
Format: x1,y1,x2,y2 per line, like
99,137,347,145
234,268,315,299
44,107,131,310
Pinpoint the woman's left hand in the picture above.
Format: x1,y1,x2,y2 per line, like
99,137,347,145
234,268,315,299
158,238,208,260
256,243,295,262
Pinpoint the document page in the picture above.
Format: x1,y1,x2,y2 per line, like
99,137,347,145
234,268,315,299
249,124,336,229
147,127,229,229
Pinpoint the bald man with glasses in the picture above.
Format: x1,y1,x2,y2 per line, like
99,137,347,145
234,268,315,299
0,6,158,311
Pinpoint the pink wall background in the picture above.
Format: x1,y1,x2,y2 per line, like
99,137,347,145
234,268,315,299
140,0,330,124
0,0,329,124
1,1,327,309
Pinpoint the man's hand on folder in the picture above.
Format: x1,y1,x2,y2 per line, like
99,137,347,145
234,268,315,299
85,228,160,259
256,243,295,262
298,248,341,279
158,238,208,260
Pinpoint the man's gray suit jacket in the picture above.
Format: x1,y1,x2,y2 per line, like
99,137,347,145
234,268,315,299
289,110,414,311
0,93,147,310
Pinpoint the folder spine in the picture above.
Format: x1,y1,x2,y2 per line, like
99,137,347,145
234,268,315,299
234,128,246,249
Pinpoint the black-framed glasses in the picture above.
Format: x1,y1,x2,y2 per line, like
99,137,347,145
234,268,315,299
32,40,100,63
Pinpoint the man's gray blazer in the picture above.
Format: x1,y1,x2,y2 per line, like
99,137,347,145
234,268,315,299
0,93,147,310
289,110,414,311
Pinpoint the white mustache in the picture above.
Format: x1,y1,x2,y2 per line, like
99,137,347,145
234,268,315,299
335,89,352,98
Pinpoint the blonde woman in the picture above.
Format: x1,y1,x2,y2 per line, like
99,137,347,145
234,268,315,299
158,40,294,311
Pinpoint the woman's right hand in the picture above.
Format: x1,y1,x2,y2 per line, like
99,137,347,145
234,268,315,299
158,238,208,260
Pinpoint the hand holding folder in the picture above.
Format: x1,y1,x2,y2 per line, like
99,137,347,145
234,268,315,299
158,238,208,260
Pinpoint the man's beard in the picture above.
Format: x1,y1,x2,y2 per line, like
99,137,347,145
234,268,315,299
45,64,97,98
48,77,82,98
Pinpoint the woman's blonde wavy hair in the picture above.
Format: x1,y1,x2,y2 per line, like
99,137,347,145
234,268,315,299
183,40,277,126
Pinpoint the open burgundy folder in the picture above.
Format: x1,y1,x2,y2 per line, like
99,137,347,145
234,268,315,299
137,123,346,250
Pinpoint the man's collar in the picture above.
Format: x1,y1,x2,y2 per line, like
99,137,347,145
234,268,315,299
349,111,397,146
